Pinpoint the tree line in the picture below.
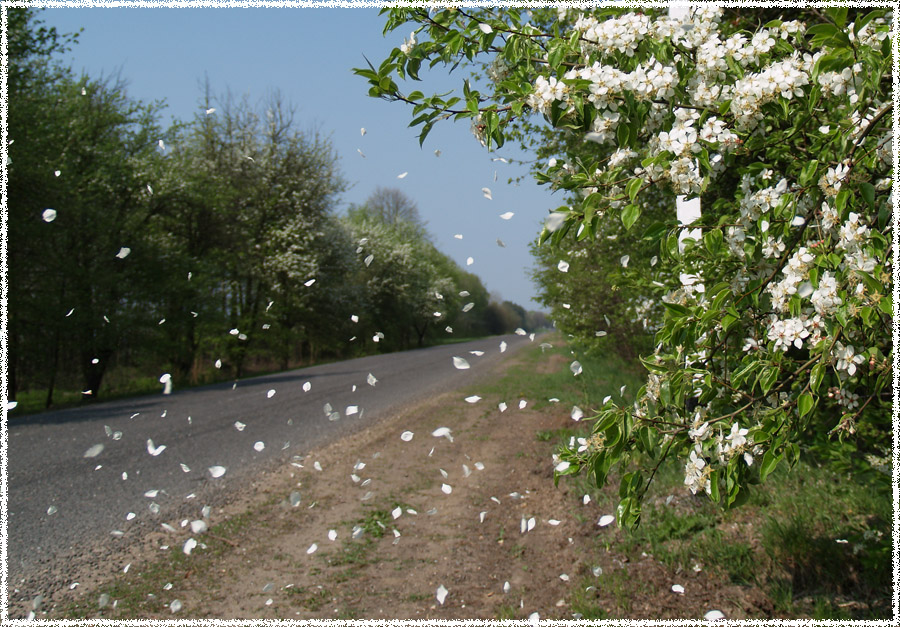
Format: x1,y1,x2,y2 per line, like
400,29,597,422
6,8,545,409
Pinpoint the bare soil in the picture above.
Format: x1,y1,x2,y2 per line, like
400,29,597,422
42,349,768,620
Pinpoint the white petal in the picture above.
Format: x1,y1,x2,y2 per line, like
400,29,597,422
147,439,166,456
462,302,475,312
302,381,311,392
364,254,374,267
478,23,493,34
671,584,685,594
465,395,481,403
400,430,414,442
548,519,561,526
518,399,527,409
454,233,463,239
452,356,470,369
183,537,197,555
466,256,474,266
503,581,510,593
558,260,570,272
436,584,448,605
54,170,61,177
496,238,506,247
527,517,536,531
234,421,246,431
570,361,583,376
704,610,725,621
392,507,402,519
346,405,359,416
555,461,570,472
307,543,318,554
479,511,486,523
397,171,408,179
304,278,316,287
253,441,265,452
214,359,222,369
267,389,276,398
499,341,507,353
441,483,452,494
432,427,453,442
571,406,584,421
620,255,629,267
360,127,366,136
350,314,359,323
515,328,526,336
482,187,493,200
367,373,377,386
190,519,208,534
474,462,484,470
498,402,508,412
598,514,615,527
208,465,227,478
499,211,514,220
328,529,337,541
116,247,131,259
83,444,104,458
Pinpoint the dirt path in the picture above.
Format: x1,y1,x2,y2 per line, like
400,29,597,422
41,344,761,620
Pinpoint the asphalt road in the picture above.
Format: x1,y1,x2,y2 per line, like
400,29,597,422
6,334,533,591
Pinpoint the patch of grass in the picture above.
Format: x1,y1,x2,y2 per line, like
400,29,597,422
569,576,609,619
494,604,518,619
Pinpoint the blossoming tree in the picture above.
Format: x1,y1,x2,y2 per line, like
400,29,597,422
356,6,894,527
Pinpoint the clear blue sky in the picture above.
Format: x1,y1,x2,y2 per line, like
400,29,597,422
39,6,560,309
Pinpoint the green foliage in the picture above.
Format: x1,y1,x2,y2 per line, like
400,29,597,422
359,6,893,527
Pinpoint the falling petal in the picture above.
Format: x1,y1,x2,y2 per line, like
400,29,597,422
620,255,630,268
65,308,75,317
570,361,583,376
267,389,276,398
54,170,61,177
651,255,658,266
364,254,374,267
253,441,265,452
84,444,104,458
465,395,481,403
571,406,584,421
400,430,414,442
454,233,463,239
452,356,470,370
595,330,607,337
514,328,526,336
302,381,311,392
436,584,448,605
397,171,408,179
498,402,507,412
116,247,131,259
466,256,474,266
620,385,627,396
357,148,366,158
360,127,366,136
499,211,514,220
496,238,506,247
462,302,475,312
598,514,615,527
208,466,227,478
482,187,492,200
158,139,165,151
672,584,685,594
205,107,216,115
47,505,57,515
304,278,316,287
558,260,570,272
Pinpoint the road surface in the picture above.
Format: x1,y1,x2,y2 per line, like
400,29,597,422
6,334,532,596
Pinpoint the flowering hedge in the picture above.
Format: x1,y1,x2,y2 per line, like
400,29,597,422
356,6,894,528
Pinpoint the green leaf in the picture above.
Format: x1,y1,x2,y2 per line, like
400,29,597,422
759,449,781,482
825,7,848,28
798,160,819,187
708,469,720,502
798,393,814,417
621,204,641,230
626,177,642,203
703,229,723,255
810,363,825,394
860,182,876,210
759,366,779,395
